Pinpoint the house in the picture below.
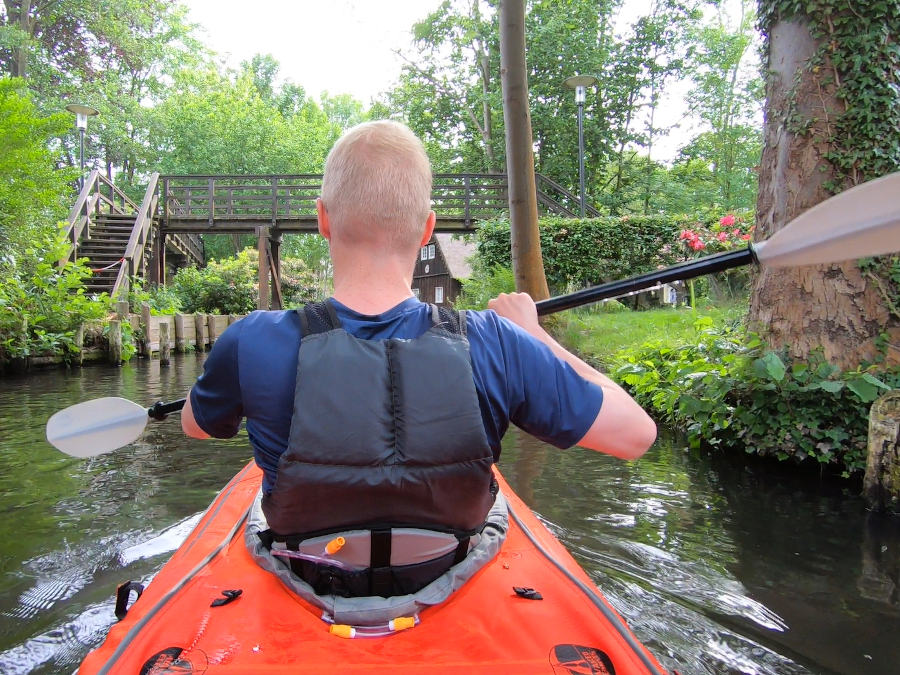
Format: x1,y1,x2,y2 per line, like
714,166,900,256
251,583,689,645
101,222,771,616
412,233,475,307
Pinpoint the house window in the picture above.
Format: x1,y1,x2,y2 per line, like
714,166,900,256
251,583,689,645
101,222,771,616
435,286,444,304
412,287,420,299
420,247,428,261
428,244,436,259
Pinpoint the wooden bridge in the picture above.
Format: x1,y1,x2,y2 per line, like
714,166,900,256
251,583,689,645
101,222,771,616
63,171,598,306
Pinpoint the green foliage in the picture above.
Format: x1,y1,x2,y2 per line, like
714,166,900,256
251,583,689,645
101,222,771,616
170,248,325,314
0,231,110,361
0,78,74,265
612,319,899,477
454,265,516,310
475,216,685,292
171,250,258,315
154,67,341,176
127,278,182,315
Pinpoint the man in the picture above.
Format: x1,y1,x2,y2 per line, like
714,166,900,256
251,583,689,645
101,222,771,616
182,120,655,598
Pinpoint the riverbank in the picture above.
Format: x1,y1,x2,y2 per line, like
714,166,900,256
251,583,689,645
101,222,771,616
557,303,899,484
0,302,246,376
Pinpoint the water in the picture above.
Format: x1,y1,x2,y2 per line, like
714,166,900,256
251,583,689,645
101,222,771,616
0,356,898,674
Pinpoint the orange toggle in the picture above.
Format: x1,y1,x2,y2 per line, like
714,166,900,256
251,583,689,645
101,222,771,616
329,624,356,639
389,616,416,631
324,536,346,555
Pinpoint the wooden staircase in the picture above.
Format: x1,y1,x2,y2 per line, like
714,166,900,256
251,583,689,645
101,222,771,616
77,212,134,295
63,171,204,298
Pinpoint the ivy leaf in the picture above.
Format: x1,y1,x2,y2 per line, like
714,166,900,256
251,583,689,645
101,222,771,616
811,380,844,393
846,377,879,403
759,352,786,382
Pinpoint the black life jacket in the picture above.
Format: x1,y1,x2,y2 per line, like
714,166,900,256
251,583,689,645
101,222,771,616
259,300,496,597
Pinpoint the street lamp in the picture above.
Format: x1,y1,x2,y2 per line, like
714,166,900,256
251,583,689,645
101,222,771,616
65,103,99,189
563,75,598,217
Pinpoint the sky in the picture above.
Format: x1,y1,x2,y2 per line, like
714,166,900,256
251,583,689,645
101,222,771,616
183,0,446,104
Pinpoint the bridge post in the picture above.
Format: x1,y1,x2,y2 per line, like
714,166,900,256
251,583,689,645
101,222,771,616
270,231,283,310
257,226,270,310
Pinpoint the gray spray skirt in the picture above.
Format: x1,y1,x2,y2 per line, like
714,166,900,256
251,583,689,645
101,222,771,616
245,491,509,626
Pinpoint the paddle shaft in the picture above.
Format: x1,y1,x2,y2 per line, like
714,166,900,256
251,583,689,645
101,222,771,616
148,398,186,419
535,247,756,316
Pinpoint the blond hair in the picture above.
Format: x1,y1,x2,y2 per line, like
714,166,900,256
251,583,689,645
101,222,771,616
320,121,432,249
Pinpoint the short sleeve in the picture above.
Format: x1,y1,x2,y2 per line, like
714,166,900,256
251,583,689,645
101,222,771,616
466,310,604,450
189,320,244,438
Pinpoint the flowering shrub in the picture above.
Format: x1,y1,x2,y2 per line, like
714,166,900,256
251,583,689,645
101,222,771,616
678,211,754,256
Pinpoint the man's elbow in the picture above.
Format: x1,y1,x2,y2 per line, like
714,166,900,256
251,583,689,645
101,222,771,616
617,414,657,460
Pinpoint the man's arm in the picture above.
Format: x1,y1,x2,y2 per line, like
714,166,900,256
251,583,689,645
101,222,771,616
487,292,656,460
181,390,210,439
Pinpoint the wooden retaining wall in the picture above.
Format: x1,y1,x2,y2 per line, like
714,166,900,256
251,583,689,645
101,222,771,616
137,304,243,357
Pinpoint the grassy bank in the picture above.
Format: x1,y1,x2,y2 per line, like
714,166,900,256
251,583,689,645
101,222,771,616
555,303,747,371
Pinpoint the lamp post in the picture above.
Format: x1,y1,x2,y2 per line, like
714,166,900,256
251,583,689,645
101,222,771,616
563,75,598,217
65,104,99,189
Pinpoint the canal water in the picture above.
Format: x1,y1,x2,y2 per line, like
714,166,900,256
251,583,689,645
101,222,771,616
0,355,898,674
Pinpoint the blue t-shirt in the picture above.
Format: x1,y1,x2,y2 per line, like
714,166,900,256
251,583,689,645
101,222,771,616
190,298,604,492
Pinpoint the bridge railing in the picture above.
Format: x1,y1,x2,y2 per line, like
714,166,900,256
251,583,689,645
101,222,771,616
162,175,322,224
61,169,139,265
160,173,598,229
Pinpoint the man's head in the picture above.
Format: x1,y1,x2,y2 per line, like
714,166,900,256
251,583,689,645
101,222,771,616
319,121,433,253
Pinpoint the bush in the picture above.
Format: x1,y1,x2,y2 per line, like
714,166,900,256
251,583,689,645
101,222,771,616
171,249,258,314
171,248,325,314
454,264,516,310
612,317,899,477
128,278,182,315
476,216,685,292
0,231,110,361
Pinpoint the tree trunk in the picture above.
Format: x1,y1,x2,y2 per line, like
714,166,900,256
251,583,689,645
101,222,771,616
748,17,898,369
498,0,549,301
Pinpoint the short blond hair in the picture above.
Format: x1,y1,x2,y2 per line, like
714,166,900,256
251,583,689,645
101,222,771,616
320,121,432,249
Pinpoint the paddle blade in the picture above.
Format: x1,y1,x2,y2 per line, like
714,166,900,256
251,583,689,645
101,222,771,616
754,172,900,268
46,397,149,457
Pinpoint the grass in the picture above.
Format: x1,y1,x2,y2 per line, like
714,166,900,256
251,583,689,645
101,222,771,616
554,300,747,371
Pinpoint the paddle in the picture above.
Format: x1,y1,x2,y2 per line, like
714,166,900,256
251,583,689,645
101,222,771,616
46,171,900,457
46,398,185,458
536,171,900,315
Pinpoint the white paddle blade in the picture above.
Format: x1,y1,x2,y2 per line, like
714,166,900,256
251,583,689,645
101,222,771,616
754,172,900,268
46,397,149,458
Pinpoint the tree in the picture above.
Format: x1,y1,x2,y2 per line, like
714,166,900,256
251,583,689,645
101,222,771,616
679,0,762,210
750,1,900,369
499,0,549,300
0,77,72,265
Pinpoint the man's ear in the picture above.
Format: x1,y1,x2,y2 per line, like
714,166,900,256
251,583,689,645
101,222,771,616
419,210,436,247
316,198,330,240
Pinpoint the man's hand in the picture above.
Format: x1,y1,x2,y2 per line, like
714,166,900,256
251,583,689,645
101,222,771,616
488,291,656,460
488,292,542,336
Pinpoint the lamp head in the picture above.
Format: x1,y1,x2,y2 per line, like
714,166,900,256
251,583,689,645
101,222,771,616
66,104,99,131
563,75,599,105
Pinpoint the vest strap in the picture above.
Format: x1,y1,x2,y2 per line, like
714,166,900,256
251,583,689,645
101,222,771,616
299,300,341,337
369,529,393,597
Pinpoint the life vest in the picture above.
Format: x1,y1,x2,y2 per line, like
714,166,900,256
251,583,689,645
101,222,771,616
258,300,498,598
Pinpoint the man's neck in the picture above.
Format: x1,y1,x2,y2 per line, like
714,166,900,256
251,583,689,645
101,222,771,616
330,250,417,315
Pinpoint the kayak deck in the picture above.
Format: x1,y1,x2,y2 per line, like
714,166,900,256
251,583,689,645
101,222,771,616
80,462,668,674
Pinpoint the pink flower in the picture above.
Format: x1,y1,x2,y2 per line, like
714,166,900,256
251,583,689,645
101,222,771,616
720,214,736,227
741,234,751,241
732,229,741,237
690,240,705,251
716,232,728,242
679,230,692,240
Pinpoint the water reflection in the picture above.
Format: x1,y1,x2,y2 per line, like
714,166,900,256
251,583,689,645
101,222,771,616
0,357,898,674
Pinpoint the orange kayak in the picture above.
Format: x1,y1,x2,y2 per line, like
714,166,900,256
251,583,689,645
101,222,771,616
80,462,669,674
